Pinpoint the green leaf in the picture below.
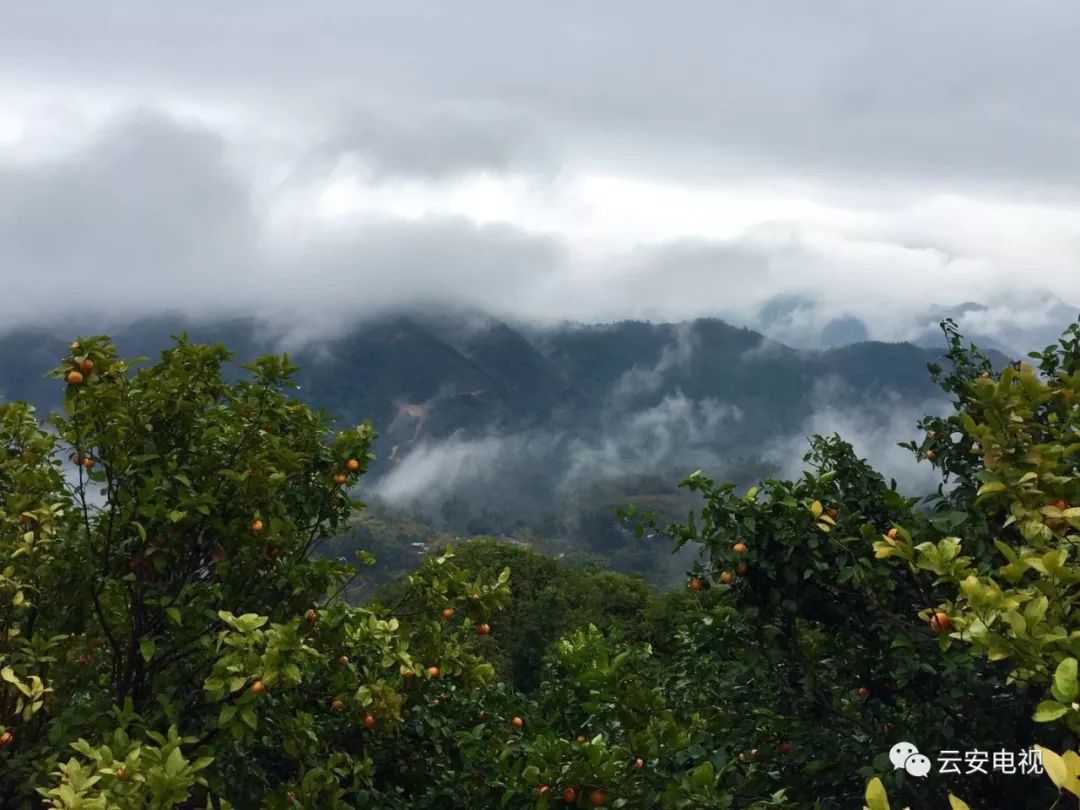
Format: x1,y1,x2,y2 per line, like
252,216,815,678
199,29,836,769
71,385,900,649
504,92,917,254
864,777,891,810
948,796,971,810
1053,658,1078,703
1034,701,1069,722
1039,746,1069,789
689,761,714,791
139,639,155,664
976,481,1007,496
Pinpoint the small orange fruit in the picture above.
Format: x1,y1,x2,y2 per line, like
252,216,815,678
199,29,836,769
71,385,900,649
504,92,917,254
333,473,347,486
346,458,360,472
305,609,318,622
66,370,84,385
926,449,937,462
337,655,349,665
590,790,606,807
83,457,95,469
576,734,586,743
331,699,344,712
427,666,440,678
250,680,265,695
441,607,454,620
364,713,376,729
929,611,951,633
80,358,95,372
689,577,705,591
857,687,869,700
476,622,491,636
719,571,734,585
0,731,12,747
511,716,524,729
733,542,747,554
250,519,264,535
633,757,644,770
563,788,577,804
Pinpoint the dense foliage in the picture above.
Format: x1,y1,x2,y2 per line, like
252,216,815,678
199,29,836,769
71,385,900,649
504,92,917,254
4,320,1080,807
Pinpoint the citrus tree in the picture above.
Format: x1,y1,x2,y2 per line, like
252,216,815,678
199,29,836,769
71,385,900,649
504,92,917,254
622,320,1076,808
0,336,510,808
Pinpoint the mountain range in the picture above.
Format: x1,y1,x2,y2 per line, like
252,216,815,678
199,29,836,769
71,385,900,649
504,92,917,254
0,308,1016,545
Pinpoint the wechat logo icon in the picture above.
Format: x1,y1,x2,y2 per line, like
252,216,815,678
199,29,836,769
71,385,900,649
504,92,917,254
889,742,931,778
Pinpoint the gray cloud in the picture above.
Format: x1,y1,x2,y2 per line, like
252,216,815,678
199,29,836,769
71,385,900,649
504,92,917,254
3,7,1080,350
763,376,951,495
0,111,567,336
324,105,558,181
6,2,1080,191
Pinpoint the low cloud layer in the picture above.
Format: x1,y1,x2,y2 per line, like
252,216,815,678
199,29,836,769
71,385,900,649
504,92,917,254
763,377,952,495
2,109,1078,355
4,5,1080,353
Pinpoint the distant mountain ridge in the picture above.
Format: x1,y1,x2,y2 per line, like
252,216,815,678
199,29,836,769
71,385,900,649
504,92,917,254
748,291,1079,358
0,310,1011,545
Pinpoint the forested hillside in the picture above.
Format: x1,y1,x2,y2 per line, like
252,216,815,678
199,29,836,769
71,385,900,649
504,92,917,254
0,312,1007,589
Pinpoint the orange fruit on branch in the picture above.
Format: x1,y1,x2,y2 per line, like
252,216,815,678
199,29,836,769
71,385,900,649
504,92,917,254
66,370,84,385
929,611,951,633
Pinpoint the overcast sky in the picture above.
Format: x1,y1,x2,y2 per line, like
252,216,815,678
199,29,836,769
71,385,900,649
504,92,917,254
3,2,1080,344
